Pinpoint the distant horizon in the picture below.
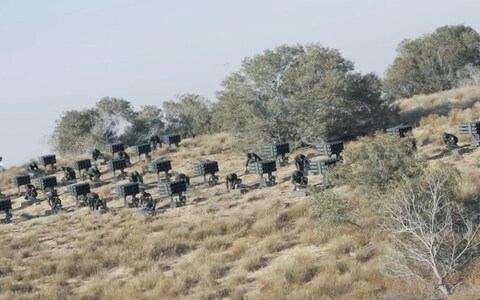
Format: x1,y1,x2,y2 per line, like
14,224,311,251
1,0,480,167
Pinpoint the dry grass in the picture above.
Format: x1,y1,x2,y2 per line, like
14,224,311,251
396,85,480,112
0,166,24,188
2,107,480,300
396,84,480,147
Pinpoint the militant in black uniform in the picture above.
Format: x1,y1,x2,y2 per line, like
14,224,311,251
442,132,459,149
150,135,162,149
130,194,140,208
28,161,39,173
61,167,76,181
140,190,156,211
291,170,308,186
175,173,190,186
294,154,310,171
226,173,241,190
245,153,262,171
130,171,143,184
88,192,105,211
47,189,62,211
92,149,103,161
87,166,101,181
119,151,131,165
24,184,38,200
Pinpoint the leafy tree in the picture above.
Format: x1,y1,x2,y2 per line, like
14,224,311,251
51,109,99,155
95,97,137,122
51,97,166,154
163,94,212,138
122,105,165,145
384,25,480,100
213,44,394,149
326,132,425,201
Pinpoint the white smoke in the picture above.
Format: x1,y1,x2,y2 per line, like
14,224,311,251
91,110,132,144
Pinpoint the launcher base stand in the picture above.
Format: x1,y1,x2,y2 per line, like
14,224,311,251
170,193,186,208
114,170,127,181
291,190,307,197
136,207,156,217
227,179,242,190
77,169,89,181
44,165,56,174
94,208,108,215
450,148,469,156
145,155,152,163
276,155,289,167
1,210,12,224
230,186,249,195
259,174,276,188
75,196,88,207
139,154,152,164
470,136,480,147
90,180,103,188
203,174,219,186
228,180,248,194
312,178,331,191
93,159,107,166
28,171,44,179
60,179,76,187
157,171,170,183
44,206,63,216
126,197,141,208
21,197,39,208
231,189,248,195
165,143,180,148
290,183,308,197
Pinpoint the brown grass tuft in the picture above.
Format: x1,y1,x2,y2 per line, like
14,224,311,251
4,92,480,300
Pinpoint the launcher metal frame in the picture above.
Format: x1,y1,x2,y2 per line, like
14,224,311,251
247,160,277,187
459,121,480,147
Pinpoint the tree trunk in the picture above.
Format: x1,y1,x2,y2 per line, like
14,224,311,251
437,284,449,299
431,265,449,298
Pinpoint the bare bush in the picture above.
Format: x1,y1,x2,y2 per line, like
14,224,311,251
457,64,480,88
381,163,480,297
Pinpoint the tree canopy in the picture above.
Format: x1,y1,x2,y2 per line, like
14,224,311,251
51,98,166,155
163,94,212,138
95,97,137,122
51,109,99,155
213,44,395,149
122,105,165,145
50,95,214,155
384,25,480,100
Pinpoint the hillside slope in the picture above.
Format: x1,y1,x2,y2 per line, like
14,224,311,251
2,86,480,299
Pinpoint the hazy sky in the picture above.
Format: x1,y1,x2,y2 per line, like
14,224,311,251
1,0,480,167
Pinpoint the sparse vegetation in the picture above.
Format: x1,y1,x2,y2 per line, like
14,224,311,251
6,26,480,299
5,106,480,298
1,128,390,299
382,163,480,297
